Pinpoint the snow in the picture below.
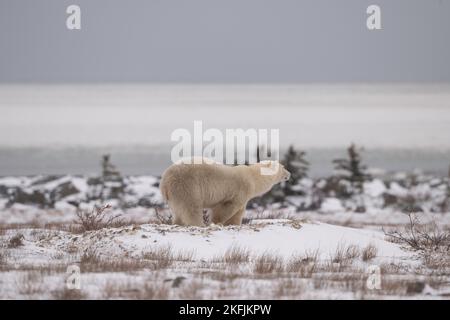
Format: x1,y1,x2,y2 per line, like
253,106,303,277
364,179,386,198
125,176,161,202
320,198,344,213
388,182,408,197
26,220,411,263
1,210,448,299
71,177,89,194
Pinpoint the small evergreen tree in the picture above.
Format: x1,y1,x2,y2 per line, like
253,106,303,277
100,154,125,201
333,143,371,192
102,154,122,179
248,145,309,208
281,145,309,195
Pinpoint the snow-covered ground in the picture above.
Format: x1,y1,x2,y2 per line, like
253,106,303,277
0,173,449,299
1,213,449,299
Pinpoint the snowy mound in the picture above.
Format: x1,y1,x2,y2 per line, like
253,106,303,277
33,220,412,262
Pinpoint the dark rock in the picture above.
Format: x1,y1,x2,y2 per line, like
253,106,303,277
383,193,397,207
50,181,80,200
30,175,61,186
10,188,48,208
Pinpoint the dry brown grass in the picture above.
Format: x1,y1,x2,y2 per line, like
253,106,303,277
16,271,44,296
103,280,170,300
222,245,251,265
153,207,173,225
379,262,407,275
274,278,304,299
74,204,124,232
422,250,450,271
79,247,145,272
0,248,8,270
177,280,204,299
312,270,367,292
81,257,147,273
286,252,318,278
52,288,87,300
77,244,194,273
8,263,69,274
79,246,102,264
361,244,378,262
243,209,296,224
142,245,173,267
331,243,361,265
200,271,240,282
142,245,194,269
253,253,284,274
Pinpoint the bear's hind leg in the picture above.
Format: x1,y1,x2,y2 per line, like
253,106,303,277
169,201,204,227
171,201,204,227
173,215,184,226
169,202,185,226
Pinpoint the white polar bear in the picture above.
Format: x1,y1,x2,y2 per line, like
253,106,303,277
159,158,290,226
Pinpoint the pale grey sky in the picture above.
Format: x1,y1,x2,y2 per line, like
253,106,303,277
1,0,449,82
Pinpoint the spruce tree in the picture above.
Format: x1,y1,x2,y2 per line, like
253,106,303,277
281,145,309,195
100,154,125,201
332,143,371,192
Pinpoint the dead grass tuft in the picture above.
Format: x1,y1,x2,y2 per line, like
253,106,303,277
313,271,366,292
79,247,144,272
274,278,304,299
0,249,8,269
154,207,173,225
330,243,361,266
74,204,124,232
253,252,284,274
177,280,203,299
286,250,319,277
80,247,101,265
142,246,174,269
78,244,192,273
52,288,87,300
142,245,193,269
223,245,251,265
361,244,378,262
16,271,44,296
103,280,170,300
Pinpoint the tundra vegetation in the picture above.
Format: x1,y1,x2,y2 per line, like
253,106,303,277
0,146,449,299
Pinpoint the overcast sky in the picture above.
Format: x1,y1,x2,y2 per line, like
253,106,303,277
1,0,449,83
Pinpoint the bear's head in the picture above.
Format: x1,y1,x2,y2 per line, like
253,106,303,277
254,160,291,183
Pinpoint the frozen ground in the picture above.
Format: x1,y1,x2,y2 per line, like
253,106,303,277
1,207,449,300
0,170,449,299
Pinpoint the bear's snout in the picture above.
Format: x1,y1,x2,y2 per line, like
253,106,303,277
283,172,291,181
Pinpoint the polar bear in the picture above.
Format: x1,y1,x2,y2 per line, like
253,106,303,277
159,158,290,226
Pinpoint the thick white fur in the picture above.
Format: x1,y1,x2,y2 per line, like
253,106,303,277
160,158,290,226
